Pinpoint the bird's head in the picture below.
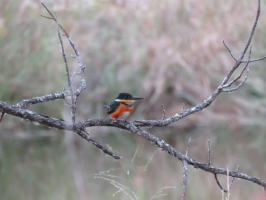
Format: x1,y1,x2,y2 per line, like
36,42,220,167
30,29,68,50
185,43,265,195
115,93,143,104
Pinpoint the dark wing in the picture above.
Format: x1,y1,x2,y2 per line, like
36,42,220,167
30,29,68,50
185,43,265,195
103,100,119,115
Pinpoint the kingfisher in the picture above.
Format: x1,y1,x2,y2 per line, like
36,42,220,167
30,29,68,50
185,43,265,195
103,93,144,119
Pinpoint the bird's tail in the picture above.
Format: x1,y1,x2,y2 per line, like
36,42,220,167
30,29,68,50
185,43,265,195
103,105,110,115
103,105,109,109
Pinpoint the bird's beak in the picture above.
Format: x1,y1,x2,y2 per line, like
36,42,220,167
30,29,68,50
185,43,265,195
130,96,144,100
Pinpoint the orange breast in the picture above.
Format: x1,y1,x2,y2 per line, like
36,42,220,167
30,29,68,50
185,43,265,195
110,104,134,119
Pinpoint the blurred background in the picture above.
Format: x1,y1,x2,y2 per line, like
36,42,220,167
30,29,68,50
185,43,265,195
1,0,266,199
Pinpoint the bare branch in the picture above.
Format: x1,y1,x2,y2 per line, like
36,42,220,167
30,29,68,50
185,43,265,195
0,98,266,187
42,3,86,97
41,3,87,121
56,14,76,123
17,92,65,108
2,100,122,159
223,40,237,62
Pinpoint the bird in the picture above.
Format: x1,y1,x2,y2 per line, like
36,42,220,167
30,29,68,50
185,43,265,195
103,93,144,119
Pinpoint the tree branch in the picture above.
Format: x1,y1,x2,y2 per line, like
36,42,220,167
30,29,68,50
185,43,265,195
76,130,122,159
41,3,87,123
4,97,266,185
41,3,86,98
56,14,76,123
17,92,65,108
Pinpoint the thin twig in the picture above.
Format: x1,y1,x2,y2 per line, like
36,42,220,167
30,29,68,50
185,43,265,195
181,103,185,113
214,174,227,193
223,40,237,62
208,140,211,166
0,112,5,123
40,15,53,20
186,137,192,156
241,55,266,63
229,159,240,190
181,159,188,200
222,66,250,92
214,160,240,193
180,103,185,118
181,137,192,200
183,137,194,200
227,168,230,199
223,45,252,92
181,139,189,200
222,45,252,88
161,104,166,120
